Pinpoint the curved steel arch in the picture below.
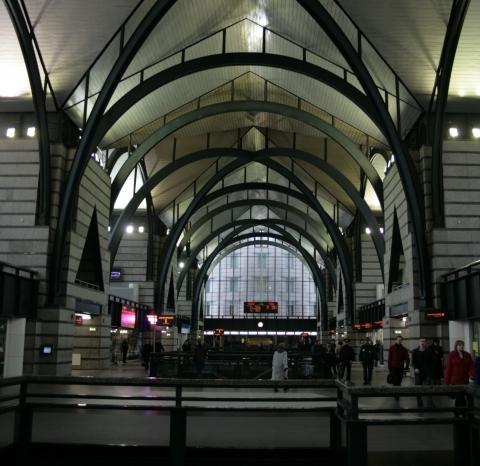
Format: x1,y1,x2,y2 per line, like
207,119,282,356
106,146,128,174
49,0,177,300
179,198,330,252
179,147,385,271
297,0,430,303
109,149,354,318
179,181,331,252
99,52,380,139
192,236,326,331
5,0,51,225
110,100,383,208
431,0,470,227
176,219,336,295
265,147,384,269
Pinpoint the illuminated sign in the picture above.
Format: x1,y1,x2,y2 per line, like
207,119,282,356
120,306,136,328
425,310,447,321
157,315,175,326
244,301,278,313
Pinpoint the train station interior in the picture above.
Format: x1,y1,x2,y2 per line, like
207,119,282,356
0,1,479,465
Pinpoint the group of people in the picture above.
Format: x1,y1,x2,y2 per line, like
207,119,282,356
388,335,476,407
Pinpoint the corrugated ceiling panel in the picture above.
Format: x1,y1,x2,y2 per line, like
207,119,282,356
265,29,303,60
185,31,223,61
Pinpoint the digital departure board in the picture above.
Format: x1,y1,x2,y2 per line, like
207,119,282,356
244,301,278,313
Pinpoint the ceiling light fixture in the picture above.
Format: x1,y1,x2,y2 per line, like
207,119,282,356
6,127,15,138
365,227,371,235
26,127,36,137
449,127,459,138
472,128,480,139
126,225,134,234
138,226,144,233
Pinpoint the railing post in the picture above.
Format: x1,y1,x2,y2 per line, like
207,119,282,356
346,422,367,466
330,409,341,460
170,386,186,466
14,381,32,450
453,418,471,466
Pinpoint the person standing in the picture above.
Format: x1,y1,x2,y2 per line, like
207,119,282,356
193,338,208,377
359,337,376,385
272,343,289,392
121,339,129,365
429,337,444,384
374,340,383,366
412,338,434,407
388,336,410,400
141,341,153,372
338,339,355,382
444,340,475,412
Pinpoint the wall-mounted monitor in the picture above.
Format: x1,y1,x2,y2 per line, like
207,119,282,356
120,306,136,328
244,301,278,313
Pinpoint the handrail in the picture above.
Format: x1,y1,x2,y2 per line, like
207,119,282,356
0,261,38,279
442,258,480,282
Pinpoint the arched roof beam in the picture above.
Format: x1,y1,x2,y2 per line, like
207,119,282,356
192,236,327,331
297,0,430,303
430,0,470,227
5,0,51,225
109,151,353,318
49,0,177,301
181,199,329,252
176,219,336,294
110,101,383,210
179,181,333,253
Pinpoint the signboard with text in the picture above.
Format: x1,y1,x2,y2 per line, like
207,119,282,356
244,301,278,313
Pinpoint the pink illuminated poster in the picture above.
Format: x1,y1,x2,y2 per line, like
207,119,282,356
121,306,136,328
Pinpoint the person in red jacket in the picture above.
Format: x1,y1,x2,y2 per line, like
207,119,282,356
388,336,410,400
444,340,475,411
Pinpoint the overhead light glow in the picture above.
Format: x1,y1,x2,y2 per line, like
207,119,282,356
472,128,480,139
257,321,264,328
6,127,15,138
365,227,372,235
179,262,185,269
449,127,459,138
379,227,384,234
126,225,134,234
0,63,29,97
138,226,144,233
458,89,466,97
26,127,36,137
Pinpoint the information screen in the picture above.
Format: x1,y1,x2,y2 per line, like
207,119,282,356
121,306,136,328
244,301,278,313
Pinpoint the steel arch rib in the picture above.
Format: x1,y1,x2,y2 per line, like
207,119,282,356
431,0,470,227
176,219,336,295
178,181,333,251
110,101,383,209
98,52,380,142
180,199,330,251
49,0,177,301
109,150,354,318
5,0,50,225
297,0,430,303
192,237,327,331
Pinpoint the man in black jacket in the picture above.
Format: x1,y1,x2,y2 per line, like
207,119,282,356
338,339,355,382
412,337,435,407
359,337,376,385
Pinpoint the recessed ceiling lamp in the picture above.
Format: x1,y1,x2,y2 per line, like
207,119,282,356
6,127,15,138
449,127,459,138
472,128,480,139
126,225,134,234
26,126,36,137
365,227,371,235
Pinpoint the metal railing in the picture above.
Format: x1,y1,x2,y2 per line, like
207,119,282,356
1,376,479,465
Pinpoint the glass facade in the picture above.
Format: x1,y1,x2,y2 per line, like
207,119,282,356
204,244,317,319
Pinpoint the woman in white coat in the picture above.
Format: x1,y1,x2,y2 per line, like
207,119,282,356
272,343,289,392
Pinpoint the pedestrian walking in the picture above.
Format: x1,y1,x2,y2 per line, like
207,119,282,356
429,337,444,384
121,339,129,365
412,337,435,407
359,337,376,385
338,339,355,382
388,336,410,400
272,343,289,391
